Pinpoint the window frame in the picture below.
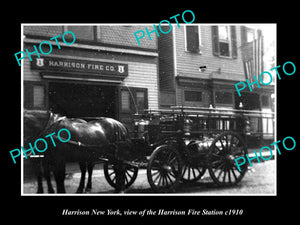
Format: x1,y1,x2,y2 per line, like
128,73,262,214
120,87,148,114
212,25,237,59
214,90,234,107
184,25,202,53
261,94,271,108
24,81,48,110
182,89,205,107
120,89,131,112
218,25,232,57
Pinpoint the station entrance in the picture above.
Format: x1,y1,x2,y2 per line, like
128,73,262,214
49,82,117,119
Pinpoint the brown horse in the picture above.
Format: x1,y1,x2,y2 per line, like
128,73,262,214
23,110,130,193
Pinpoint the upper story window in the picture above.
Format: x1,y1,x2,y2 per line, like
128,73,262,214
185,25,202,53
218,26,231,57
240,26,255,44
212,25,237,59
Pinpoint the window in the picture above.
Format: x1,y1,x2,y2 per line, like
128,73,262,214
136,91,145,111
212,26,237,58
185,25,201,53
241,26,255,44
246,29,255,43
218,26,230,41
33,86,45,108
218,26,230,57
215,91,233,105
184,91,202,102
121,90,130,111
24,82,47,109
120,87,148,113
261,95,270,107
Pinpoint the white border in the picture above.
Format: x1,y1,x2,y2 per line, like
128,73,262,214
21,23,277,196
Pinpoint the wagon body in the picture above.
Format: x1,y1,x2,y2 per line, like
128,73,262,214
103,106,274,192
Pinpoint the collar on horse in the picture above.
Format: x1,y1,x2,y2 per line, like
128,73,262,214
24,111,66,148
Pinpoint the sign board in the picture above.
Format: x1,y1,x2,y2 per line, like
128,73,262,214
31,56,128,77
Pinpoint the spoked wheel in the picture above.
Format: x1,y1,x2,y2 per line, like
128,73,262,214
208,131,248,187
103,161,138,189
182,164,206,183
147,145,182,192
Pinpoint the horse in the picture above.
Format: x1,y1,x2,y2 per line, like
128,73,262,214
23,109,131,193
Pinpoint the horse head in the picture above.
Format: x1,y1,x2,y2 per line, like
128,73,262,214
23,110,52,142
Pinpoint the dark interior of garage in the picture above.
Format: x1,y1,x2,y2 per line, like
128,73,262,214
49,82,117,119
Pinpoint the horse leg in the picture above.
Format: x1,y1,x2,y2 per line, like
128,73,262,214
76,160,86,193
114,162,126,193
32,159,43,194
86,161,94,192
43,159,55,193
53,161,66,193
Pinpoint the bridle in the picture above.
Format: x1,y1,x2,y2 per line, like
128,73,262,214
23,111,64,157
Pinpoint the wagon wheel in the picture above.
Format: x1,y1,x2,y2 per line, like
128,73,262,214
147,145,182,192
103,162,138,189
182,164,206,183
208,131,248,187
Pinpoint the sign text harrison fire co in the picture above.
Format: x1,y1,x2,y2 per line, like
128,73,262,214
31,56,128,77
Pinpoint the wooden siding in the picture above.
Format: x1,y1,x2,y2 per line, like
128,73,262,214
99,25,157,50
23,44,159,111
24,25,157,50
24,26,63,37
122,62,158,110
174,25,245,82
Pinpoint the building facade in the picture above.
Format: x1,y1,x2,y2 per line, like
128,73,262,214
23,24,274,143
23,25,159,131
158,24,274,144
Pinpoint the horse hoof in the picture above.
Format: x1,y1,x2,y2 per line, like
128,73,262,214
76,189,83,193
85,188,92,193
48,189,55,194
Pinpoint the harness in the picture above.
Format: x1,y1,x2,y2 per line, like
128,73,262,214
25,112,65,158
26,112,130,161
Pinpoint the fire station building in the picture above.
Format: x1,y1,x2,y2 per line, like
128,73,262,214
23,25,159,131
23,24,274,144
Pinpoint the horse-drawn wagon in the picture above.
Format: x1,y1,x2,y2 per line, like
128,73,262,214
101,106,274,192
24,106,274,193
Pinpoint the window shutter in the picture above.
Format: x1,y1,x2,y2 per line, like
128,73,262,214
211,26,219,56
186,26,199,52
24,82,33,109
231,26,238,59
240,25,248,46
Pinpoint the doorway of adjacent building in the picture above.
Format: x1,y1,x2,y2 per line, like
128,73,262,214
49,82,117,118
